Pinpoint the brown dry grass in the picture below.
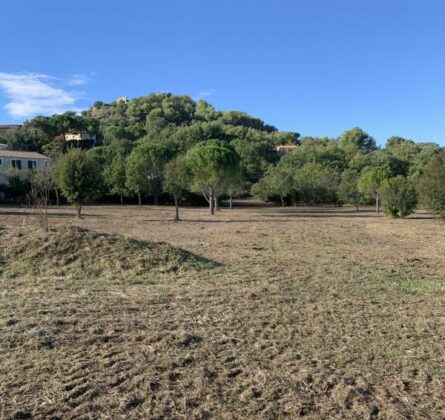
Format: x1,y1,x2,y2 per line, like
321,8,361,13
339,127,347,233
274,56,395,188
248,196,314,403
1,202,445,419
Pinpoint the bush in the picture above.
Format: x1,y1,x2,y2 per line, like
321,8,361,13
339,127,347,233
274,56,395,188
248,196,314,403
417,153,445,219
379,176,417,218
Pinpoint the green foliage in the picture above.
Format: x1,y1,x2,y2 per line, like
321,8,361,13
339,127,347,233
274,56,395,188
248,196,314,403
358,167,390,197
232,138,277,181
2,91,443,214
54,149,102,216
103,155,128,202
379,176,417,218
252,161,339,206
337,169,362,209
417,153,445,219
186,140,240,212
252,163,294,206
338,127,377,154
163,155,190,198
283,138,346,172
126,142,171,204
3,167,31,196
358,167,391,213
163,155,190,221
293,163,339,204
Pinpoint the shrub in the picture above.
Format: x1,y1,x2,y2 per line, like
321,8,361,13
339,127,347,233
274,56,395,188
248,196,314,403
379,176,417,218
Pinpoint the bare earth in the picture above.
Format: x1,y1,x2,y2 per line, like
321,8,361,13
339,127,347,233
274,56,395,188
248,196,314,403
1,203,445,419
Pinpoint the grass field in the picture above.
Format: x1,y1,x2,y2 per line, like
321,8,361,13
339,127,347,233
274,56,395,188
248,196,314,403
1,202,445,419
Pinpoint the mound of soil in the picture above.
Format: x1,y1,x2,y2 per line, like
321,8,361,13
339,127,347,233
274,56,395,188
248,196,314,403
0,226,213,278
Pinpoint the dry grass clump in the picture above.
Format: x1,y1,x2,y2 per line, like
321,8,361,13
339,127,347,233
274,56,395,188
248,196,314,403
0,225,214,278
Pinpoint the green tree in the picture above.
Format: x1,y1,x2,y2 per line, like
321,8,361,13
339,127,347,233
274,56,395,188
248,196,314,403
126,150,148,205
337,169,362,210
358,167,390,214
224,172,248,209
104,155,127,204
125,142,171,205
251,163,295,206
163,156,190,221
293,163,339,204
54,149,102,218
338,127,377,155
379,176,417,218
186,140,240,214
417,153,445,219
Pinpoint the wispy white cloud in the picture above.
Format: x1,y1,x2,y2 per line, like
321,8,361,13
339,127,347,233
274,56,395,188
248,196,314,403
67,74,89,86
0,72,89,119
195,88,215,100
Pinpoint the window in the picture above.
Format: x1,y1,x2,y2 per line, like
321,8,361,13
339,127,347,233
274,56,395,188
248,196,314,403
11,159,22,170
28,160,37,169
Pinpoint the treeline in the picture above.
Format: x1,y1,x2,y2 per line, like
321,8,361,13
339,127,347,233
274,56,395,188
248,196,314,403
253,130,443,218
1,93,445,219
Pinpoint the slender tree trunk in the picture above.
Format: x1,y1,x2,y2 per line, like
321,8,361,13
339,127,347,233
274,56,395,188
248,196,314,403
376,194,380,215
229,196,233,209
214,196,219,212
280,194,285,207
120,193,123,205
76,200,82,218
55,188,60,207
202,189,210,204
174,193,180,222
138,192,142,206
209,190,215,215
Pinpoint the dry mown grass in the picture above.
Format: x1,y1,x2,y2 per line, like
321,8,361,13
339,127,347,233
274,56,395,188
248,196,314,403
1,203,445,419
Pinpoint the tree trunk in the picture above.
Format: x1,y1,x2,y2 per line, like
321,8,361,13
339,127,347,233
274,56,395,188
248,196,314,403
356,203,359,211
138,193,142,206
76,200,82,218
209,190,215,215
174,193,180,222
229,196,233,209
154,193,159,206
202,189,210,204
55,188,60,207
280,194,285,207
120,193,123,205
376,194,380,215
214,196,219,212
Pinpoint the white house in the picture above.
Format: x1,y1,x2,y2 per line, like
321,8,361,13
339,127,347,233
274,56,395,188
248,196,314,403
0,150,50,186
65,132,97,142
276,144,299,156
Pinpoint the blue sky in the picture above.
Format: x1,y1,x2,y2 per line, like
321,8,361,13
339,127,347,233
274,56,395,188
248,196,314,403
0,0,444,145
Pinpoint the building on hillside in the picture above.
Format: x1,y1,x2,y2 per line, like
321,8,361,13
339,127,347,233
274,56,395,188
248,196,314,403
65,132,97,148
0,150,50,186
276,144,299,156
116,96,129,104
